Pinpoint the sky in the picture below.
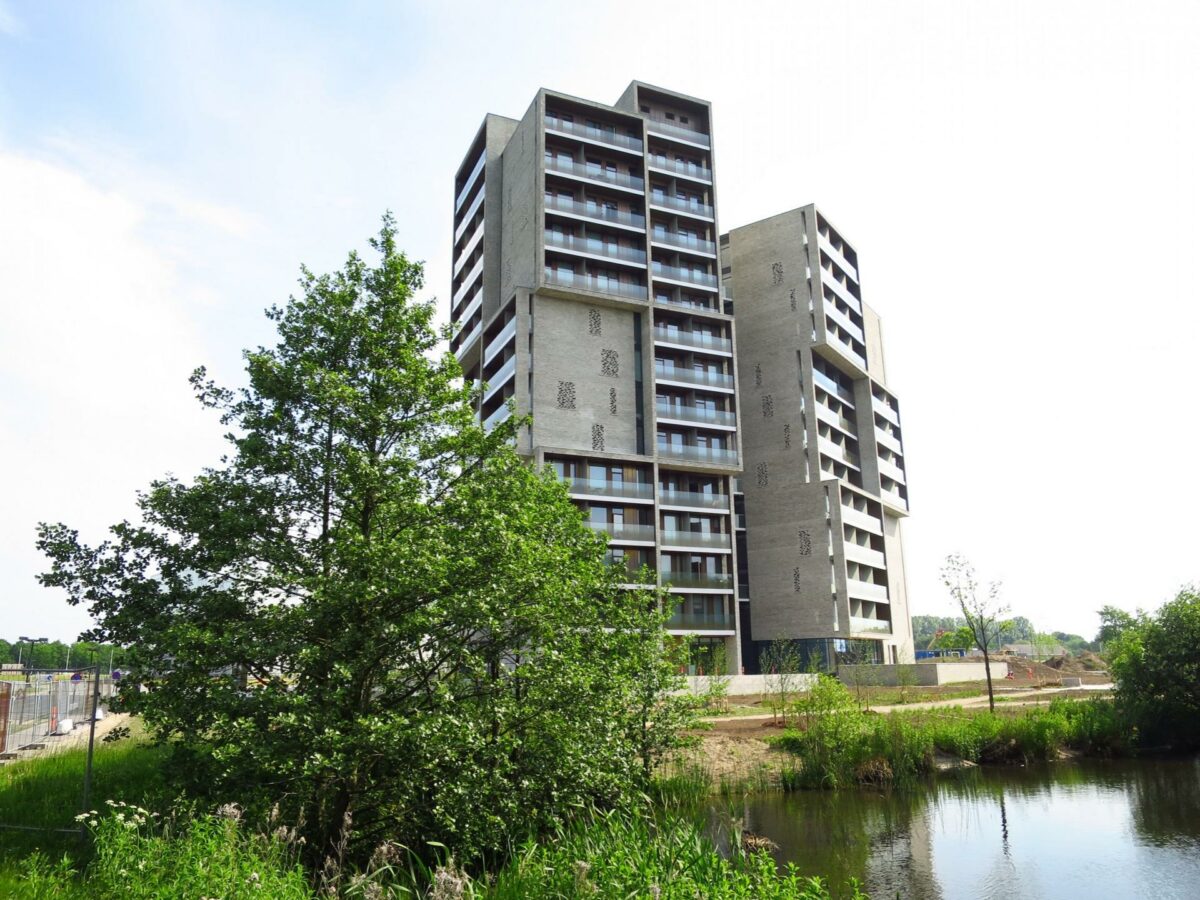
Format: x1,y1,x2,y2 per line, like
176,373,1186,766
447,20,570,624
1,0,1198,643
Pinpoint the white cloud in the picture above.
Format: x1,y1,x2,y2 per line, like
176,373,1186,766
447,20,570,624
0,1,22,38
0,148,228,639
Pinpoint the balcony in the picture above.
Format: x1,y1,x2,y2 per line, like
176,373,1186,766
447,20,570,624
880,487,908,512
653,326,731,354
825,331,868,373
654,293,720,313
453,223,485,278
452,257,484,310
818,436,860,470
666,610,735,632
814,402,858,438
661,571,733,590
818,232,859,282
843,542,886,569
648,193,714,220
872,397,901,427
811,368,856,406
824,300,865,344
482,404,511,432
544,231,646,266
544,194,646,231
656,401,736,429
453,320,482,361
647,155,712,183
544,268,648,301
650,230,717,256
840,504,883,536
735,513,746,530
822,272,862,315
645,118,711,148
588,521,656,543
847,578,889,603
545,157,644,194
545,114,644,154
484,319,517,367
563,478,655,502
654,367,734,391
652,261,718,289
452,288,482,332
877,456,907,485
454,189,485,244
659,530,732,550
657,489,728,510
850,616,892,635
874,426,903,455
482,354,516,403
657,443,738,465
454,152,486,213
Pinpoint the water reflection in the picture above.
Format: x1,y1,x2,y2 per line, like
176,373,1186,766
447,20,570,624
713,758,1200,900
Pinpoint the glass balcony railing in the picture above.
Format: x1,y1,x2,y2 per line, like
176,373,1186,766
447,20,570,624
811,368,857,406
482,404,511,432
453,189,485,244
452,257,484,309
546,157,645,192
544,231,646,265
544,194,646,230
652,327,731,353
544,268,648,301
666,610,734,631
483,318,517,366
482,354,516,402
847,578,889,602
647,155,712,182
654,293,719,313
872,397,901,426
659,530,732,550
645,118,711,147
588,521,656,542
454,152,486,213
655,402,736,428
563,478,655,501
840,504,883,536
652,262,717,288
735,513,746,529
654,367,734,390
650,230,717,255
545,115,644,153
657,489,728,510
649,193,714,219
824,299,865,343
657,443,738,465
850,616,892,635
661,571,733,590
452,320,482,359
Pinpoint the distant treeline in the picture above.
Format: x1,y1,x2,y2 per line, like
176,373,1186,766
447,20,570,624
911,615,1098,654
0,637,129,673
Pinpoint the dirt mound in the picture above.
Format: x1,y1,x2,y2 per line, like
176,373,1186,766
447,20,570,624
1043,652,1107,674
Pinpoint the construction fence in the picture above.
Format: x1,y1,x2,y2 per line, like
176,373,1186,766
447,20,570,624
0,670,115,754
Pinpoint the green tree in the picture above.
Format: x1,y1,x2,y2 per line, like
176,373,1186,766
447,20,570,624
941,554,1009,712
930,625,975,651
1108,586,1200,746
1097,605,1137,650
38,216,688,874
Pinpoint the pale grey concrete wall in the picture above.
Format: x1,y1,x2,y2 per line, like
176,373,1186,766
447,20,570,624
499,97,540,306
838,661,1008,687
683,672,819,697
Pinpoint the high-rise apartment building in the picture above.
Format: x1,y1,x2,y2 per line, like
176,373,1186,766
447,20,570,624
450,83,744,674
722,206,915,666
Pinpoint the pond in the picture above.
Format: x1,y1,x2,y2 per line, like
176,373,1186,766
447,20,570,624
707,758,1200,899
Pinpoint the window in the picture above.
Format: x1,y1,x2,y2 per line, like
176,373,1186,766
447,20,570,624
680,115,689,124
666,112,676,120
640,104,650,113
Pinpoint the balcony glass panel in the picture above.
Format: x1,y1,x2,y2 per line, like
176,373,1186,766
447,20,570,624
657,489,728,510
484,319,518,366
650,230,717,255
482,354,516,402
588,521,656,542
647,154,712,182
453,189,485,243
544,230,646,264
645,118,712,147
454,152,486,213
482,404,511,432
654,293,719,312
655,401,736,428
652,261,717,288
667,610,734,631
563,478,654,501
544,194,646,230
654,366,733,390
545,115,644,153
812,368,856,405
657,443,738,464
653,326,730,353
544,268,648,300
546,157,644,192
659,530,732,550
850,616,892,635
649,193,714,218
661,571,733,589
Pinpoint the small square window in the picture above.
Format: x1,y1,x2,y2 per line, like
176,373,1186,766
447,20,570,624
680,115,689,124
665,112,675,120
640,104,650,113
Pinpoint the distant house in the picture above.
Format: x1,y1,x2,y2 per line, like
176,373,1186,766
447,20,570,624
1003,642,1065,659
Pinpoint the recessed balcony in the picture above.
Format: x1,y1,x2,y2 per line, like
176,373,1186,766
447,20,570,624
453,189,485,244
657,443,738,465
661,570,733,590
655,401,736,429
453,320,482,361
654,366,734,391
843,541,886,569
877,456,907,485
814,402,858,438
818,232,859,282
812,368,856,406
545,157,644,194
650,230,717,256
666,609,735,632
872,396,901,427
587,521,656,543
483,318,517,367
545,114,644,154
847,578,889,603
657,489,729,510
452,257,484,310
647,154,712,183
874,426,903,455
659,530,732,550
482,355,516,403
544,231,647,266
654,293,720,314
648,194,714,220
563,478,655,502
644,118,711,148
454,152,486,214
849,615,892,635
543,268,648,301
653,326,731,354
818,436,860,470
822,272,862,315
544,194,645,232
482,404,511,432
652,262,718,289
824,300,865,344
840,504,883,536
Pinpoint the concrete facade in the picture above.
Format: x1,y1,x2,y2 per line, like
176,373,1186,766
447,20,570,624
723,205,916,666
451,83,744,674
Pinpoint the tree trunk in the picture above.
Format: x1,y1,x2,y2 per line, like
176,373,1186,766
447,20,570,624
983,646,995,712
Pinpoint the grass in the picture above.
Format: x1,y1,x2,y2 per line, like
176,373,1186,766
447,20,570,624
772,698,1130,790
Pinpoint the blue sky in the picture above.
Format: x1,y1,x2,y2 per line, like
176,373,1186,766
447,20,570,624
2,0,1199,642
